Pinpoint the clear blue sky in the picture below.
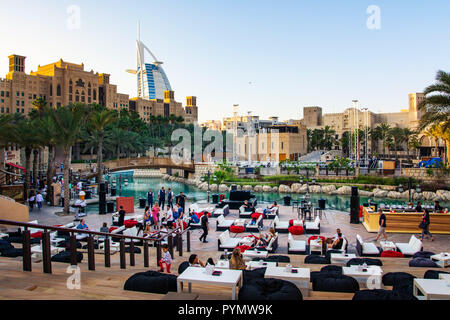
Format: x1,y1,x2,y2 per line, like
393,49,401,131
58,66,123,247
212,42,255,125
0,0,449,122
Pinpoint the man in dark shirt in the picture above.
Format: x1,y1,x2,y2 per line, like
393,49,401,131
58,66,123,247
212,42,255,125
199,213,209,243
167,188,174,209
118,206,126,227
375,209,388,241
415,201,423,212
158,187,165,208
147,189,154,208
434,201,444,213
177,192,187,213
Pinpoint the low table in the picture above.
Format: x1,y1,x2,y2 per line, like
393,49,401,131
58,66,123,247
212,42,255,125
177,267,243,300
343,265,383,289
330,253,356,265
309,239,323,255
98,241,120,252
380,240,397,252
264,266,310,296
439,274,450,281
234,219,246,227
215,260,277,270
413,279,450,300
431,253,450,268
242,249,268,260
50,238,66,246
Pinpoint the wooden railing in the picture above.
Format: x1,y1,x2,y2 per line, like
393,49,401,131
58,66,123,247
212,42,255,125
0,219,191,274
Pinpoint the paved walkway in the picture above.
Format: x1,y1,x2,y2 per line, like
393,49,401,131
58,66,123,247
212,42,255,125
11,199,449,255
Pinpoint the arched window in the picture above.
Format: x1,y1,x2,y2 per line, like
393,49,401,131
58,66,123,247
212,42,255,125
75,90,79,102
57,84,61,96
69,79,73,85
49,84,53,96
93,89,97,100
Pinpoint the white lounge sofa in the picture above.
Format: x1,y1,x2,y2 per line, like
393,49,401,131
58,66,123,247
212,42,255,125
326,237,348,254
216,214,234,231
217,230,242,251
287,233,306,254
212,205,230,217
245,215,264,232
264,206,279,219
123,226,141,244
356,234,380,256
239,206,253,219
305,216,320,234
395,235,422,256
273,216,289,233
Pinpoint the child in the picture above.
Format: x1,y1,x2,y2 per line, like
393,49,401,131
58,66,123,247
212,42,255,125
159,244,172,273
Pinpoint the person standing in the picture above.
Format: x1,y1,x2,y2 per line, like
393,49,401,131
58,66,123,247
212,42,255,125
147,188,154,208
28,192,36,212
419,209,434,241
152,203,160,230
167,188,174,209
158,187,166,208
177,191,187,213
35,192,44,211
199,212,209,243
118,205,126,227
375,209,388,241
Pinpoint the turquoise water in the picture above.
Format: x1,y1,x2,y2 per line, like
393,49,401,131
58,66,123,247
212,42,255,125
85,171,449,213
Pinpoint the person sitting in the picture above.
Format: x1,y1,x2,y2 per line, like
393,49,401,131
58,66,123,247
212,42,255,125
240,200,255,213
76,219,89,231
325,228,343,244
249,216,257,225
415,201,423,213
255,228,276,248
229,248,247,270
265,201,279,214
158,244,172,273
434,201,444,213
189,254,206,267
99,222,109,233
327,232,344,250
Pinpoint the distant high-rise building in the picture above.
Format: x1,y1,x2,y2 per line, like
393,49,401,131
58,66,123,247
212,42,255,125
133,26,172,100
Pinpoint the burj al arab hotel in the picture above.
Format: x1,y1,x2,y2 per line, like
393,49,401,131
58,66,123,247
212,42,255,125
127,24,172,100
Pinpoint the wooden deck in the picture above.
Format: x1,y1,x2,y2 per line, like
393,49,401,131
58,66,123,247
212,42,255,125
0,247,443,300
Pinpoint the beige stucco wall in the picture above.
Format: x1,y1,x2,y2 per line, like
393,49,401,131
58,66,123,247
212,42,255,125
0,195,29,229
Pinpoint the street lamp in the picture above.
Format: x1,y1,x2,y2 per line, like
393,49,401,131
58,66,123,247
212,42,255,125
408,177,413,202
207,170,211,203
415,184,422,194
398,184,404,193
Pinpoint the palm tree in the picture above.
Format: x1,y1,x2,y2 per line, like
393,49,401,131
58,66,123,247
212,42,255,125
408,135,422,160
373,123,391,157
11,117,41,194
322,126,337,150
418,70,450,132
88,110,117,186
32,97,48,118
388,127,405,161
402,128,415,159
51,104,88,214
423,125,440,157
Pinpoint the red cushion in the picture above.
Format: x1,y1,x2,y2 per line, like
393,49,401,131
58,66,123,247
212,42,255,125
288,226,304,235
109,227,118,233
124,220,138,228
194,212,202,220
308,235,326,244
381,250,404,258
30,231,42,238
251,213,264,220
234,245,252,253
230,225,245,233
289,219,294,227
182,221,188,230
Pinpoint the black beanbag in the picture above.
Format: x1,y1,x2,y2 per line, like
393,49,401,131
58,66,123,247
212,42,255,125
346,258,382,267
1,248,23,257
51,251,83,263
382,272,416,286
310,271,343,283
238,278,302,300
265,255,290,263
353,289,417,301
413,251,435,259
392,281,417,299
125,247,141,254
321,265,342,274
409,258,438,268
5,236,40,245
424,270,449,279
243,267,266,285
178,261,190,274
304,255,329,264
0,239,14,251
313,275,359,293
124,271,177,294
82,243,100,250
